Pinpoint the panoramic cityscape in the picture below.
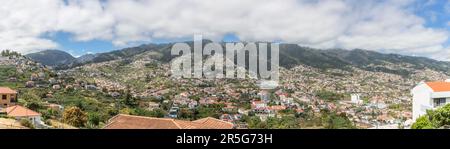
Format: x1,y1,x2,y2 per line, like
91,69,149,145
1,42,450,129
1,0,450,130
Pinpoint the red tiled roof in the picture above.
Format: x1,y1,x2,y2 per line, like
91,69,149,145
426,82,450,92
6,105,41,117
193,117,234,129
103,114,234,129
0,87,17,94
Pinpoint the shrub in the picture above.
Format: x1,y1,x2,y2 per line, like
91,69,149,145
20,119,35,129
411,116,434,129
63,107,88,128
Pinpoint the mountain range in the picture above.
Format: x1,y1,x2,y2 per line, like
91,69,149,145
25,42,450,76
26,50,76,66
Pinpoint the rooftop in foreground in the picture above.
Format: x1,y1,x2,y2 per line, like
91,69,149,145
103,114,234,129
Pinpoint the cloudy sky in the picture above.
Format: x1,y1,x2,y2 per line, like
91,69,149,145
1,0,449,60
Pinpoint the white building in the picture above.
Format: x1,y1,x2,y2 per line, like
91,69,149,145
4,105,42,126
411,81,450,121
351,93,363,104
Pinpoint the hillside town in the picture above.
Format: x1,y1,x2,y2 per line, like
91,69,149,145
1,49,450,129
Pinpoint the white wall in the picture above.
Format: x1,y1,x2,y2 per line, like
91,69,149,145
15,116,42,126
351,94,362,104
412,83,433,121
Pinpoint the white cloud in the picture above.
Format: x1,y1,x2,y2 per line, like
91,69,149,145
57,0,115,41
0,0,61,53
0,0,449,61
446,1,450,13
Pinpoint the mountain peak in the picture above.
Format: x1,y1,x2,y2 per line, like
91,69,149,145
26,50,76,66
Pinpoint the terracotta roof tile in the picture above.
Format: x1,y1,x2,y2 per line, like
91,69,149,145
426,82,450,92
6,105,41,117
104,114,234,129
0,87,17,94
193,117,234,129
104,115,181,129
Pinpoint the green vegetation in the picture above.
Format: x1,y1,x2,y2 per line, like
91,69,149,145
0,65,17,87
245,110,354,129
63,107,88,128
322,112,355,129
88,113,101,126
195,104,225,119
125,108,167,118
145,62,158,69
1,50,21,57
412,104,450,129
411,115,434,129
316,90,346,101
6,43,444,130
20,119,35,129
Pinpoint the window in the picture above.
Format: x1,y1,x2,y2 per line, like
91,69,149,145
434,98,446,107
10,96,16,102
1,95,6,100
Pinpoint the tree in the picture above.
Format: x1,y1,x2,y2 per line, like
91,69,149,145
430,104,450,127
149,109,167,118
179,108,195,120
41,109,59,120
316,90,345,101
247,116,266,129
24,100,43,111
411,116,434,129
412,104,450,129
130,108,166,118
88,113,101,126
266,116,300,129
196,104,224,119
123,87,137,107
1,50,21,57
322,112,355,129
63,107,88,128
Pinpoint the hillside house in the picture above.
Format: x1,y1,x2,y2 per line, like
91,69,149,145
412,81,450,121
4,105,42,126
0,87,17,107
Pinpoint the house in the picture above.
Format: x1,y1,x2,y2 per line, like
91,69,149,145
103,114,234,129
258,90,270,101
220,114,234,122
85,85,97,90
46,103,64,112
25,81,35,88
269,105,286,112
48,78,57,84
4,105,42,125
52,85,61,90
350,93,363,104
411,81,450,121
199,97,218,105
0,87,17,107
140,101,160,111
251,100,266,109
